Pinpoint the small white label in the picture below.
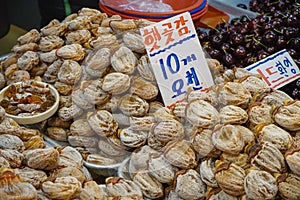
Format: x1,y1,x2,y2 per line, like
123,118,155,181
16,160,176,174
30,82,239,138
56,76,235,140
246,49,300,89
140,12,214,107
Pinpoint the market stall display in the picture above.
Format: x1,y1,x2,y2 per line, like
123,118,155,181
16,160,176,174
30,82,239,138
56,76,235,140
197,0,300,99
0,0,299,199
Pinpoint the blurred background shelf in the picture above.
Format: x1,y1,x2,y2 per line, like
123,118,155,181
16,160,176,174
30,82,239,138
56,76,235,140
0,0,41,55
0,24,27,55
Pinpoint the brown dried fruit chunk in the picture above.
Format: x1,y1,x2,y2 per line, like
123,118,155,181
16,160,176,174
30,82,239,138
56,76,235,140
0,134,25,152
17,29,40,45
273,100,300,131
79,180,106,200
111,46,137,74
256,88,293,107
123,31,146,54
17,50,39,71
57,60,82,85
24,135,46,150
40,19,67,36
215,162,245,196
49,166,86,183
14,167,47,189
89,34,119,50
118,94,149,117
174,169,206,200
255,123,293,152
71,88,93,110
70,119,95,137
42,176,82,200
133,169,164,199
164,140,197,169
46,127,69,142
23,147,59,170
199,158,218,187
218,82,252,109
87,110,118,137
244,169,278,200
86,153,117,165
129,115,155,131
186,99,220,128
0,149,24,168
47,116,70,128
102,72,131,94
239,75,267,95
219,105,248,125
56,43,85,61
150,119,185,147
136,54,155,82
0,169,37,200
106,177,143,199
249,142,287,173
192,128,221,158
129,145,159,176
98,138,128,157
220,152,250,169
68,135,98,148
130,77,158,100
54,81,73,96
56,146,83,168
119,127,148,148
212,124,245,155
65,29,91,44
0,157,10,168
248,103,274,130
277,173,300,200
206,188,239,200
12,42,38,54
109,19,137,33
285,148,300,176
39,49,58,63
38,35,64,52
83,47,111,77
148,154,176,184
58,105,83,122
83,79,111,105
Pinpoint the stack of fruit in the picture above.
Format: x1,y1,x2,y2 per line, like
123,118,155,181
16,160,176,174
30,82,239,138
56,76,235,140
197,0,300,99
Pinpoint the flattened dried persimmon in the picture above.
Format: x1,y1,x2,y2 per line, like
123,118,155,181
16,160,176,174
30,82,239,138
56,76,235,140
0,80,56,116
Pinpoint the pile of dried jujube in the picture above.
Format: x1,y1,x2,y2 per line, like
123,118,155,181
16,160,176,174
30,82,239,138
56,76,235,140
0,7,300,200
0,80,56,116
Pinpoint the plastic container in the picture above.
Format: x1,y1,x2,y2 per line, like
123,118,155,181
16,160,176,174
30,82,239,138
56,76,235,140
100,0,204,16
99,0,208,22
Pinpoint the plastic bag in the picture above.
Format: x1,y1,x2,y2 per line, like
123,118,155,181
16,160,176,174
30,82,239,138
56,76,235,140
101,0,174,12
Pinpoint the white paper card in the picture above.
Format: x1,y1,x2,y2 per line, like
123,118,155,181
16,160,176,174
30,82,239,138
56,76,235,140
140,12,214,107
246,49,300,89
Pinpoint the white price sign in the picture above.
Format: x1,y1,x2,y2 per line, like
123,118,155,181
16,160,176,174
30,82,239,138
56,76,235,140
246,49,300,89
140,12,214,107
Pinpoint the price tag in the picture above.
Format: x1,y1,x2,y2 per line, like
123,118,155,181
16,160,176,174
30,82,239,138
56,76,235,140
140,12,214,107
246,49,300,89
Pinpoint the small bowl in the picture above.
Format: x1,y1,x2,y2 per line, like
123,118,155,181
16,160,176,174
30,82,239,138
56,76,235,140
117,156,131,179
0,81,59,125
84,160,122,177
